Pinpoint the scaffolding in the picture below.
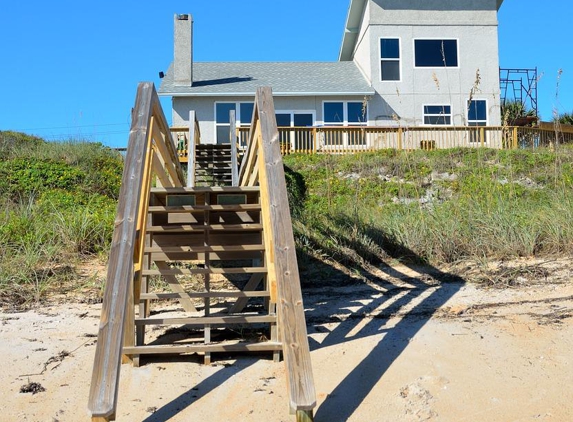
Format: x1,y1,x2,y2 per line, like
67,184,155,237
499,68,539,117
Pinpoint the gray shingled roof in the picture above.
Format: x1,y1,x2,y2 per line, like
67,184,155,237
158,61,374,96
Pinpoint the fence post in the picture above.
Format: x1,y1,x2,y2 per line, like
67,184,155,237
512,127,518,149
398,127,403,150
188,110,196,187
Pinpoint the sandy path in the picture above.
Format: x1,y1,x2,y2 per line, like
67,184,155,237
1,262,572,422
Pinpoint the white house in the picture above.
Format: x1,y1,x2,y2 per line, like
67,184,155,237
159,0,505,145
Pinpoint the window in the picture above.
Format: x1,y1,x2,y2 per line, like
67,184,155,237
415,39,458,67
323,101,368,147
275,111,315,151
380,38,400,81
467,100,487,126
323,101,367,125
423,105,452,125
215,102,254,143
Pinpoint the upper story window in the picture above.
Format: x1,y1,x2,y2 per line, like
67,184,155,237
380,38,400,81
415,39,458,67
423,105,452,125
467,100,487,126
324,101,367,125
215,102,254,143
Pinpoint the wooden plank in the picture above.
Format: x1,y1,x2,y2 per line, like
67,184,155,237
255,87,316,412
88,82,154,420
152,120,180,184
188,110,196,187
142,267,267,275
228,273,265,314
151,148,174,188
151,186,260,193
154,261,197,312
145,245,265,253
122,341,282,355
146,223,263,233
140,291,270,300
147,251,264,261
148,204,261,213
230,110,240,186
134,315,277,326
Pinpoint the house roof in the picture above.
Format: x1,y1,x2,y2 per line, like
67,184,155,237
158,61,374,97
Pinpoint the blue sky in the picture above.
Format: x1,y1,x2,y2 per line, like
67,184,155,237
0,0,570,148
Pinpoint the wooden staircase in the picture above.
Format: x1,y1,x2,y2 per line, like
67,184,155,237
126,186,281,364
194,144,234,186
88,84,315,422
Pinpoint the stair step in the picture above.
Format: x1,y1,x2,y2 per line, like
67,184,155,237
139,290,269,299
151,187,260,193
143,267,267,276
145,245,265,254
147,224,263,233
134,314,277,326
148,204,261,213
123,341,282,355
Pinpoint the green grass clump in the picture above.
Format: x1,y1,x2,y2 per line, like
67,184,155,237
284,147,573,269
0,131,122,308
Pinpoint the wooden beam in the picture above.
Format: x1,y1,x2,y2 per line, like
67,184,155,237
255,87,316,412
122,341,282,355
140,291,270,300
134,315,277,326
154,261,197,312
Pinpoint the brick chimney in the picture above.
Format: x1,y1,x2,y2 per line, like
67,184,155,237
174,14,193,86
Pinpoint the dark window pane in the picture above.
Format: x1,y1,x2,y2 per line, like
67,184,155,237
240,103,254,125
415,40,458,67
275,113,291,127
293,113,313,127
380,38,399,59
216,103,236,123
381,61,400,81
468,100,487,121
348,102,367,123
216,125,231,144
324,102,344,123
424,105,451,115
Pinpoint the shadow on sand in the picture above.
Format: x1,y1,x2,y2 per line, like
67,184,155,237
139,220,465,421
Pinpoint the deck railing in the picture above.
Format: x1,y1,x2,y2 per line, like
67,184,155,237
235,124,573,154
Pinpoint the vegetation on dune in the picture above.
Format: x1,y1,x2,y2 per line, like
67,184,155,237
0,131,123,307
284,147,573,276
2,129,573,306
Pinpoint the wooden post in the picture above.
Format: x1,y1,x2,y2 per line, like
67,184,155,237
398,127,403,150
188,110,196,187
230,110,239,186
253,87,316,415
512,127,518,149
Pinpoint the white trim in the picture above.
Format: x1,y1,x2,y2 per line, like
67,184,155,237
379,37,402,82
422,104,453,126
413,38,460,69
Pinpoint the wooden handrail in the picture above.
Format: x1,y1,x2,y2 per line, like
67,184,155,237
88,82,185,421
239,87,316,417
